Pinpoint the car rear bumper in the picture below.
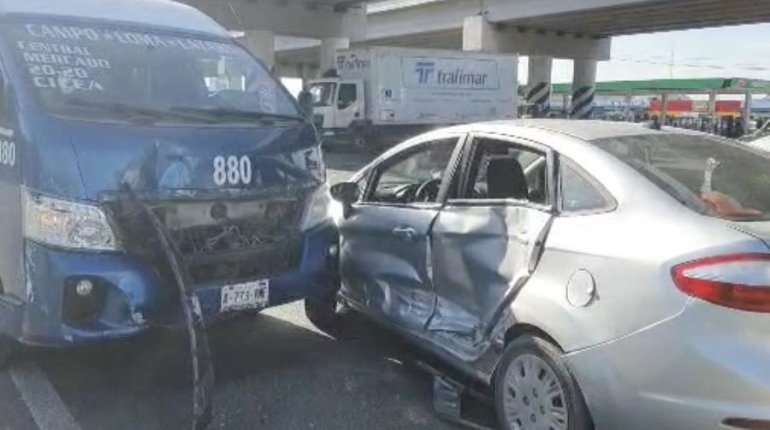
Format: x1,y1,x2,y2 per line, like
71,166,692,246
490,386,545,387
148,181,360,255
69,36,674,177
565,300,770,429
5,223,337,347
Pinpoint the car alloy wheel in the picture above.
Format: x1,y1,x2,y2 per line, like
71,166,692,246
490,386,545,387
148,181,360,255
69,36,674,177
494,335,592,430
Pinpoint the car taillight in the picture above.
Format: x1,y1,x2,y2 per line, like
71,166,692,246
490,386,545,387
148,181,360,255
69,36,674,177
672,253,770,313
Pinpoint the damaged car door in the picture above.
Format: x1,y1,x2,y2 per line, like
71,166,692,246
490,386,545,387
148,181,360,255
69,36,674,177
338,135,464,331
427,134,555,359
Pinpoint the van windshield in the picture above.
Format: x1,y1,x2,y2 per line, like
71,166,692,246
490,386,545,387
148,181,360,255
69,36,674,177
594,133,770,221
2,22,299,123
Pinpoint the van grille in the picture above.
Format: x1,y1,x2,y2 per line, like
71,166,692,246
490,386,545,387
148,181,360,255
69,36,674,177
107,197,305,287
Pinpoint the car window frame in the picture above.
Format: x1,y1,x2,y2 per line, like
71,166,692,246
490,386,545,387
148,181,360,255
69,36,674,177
447,131,556,213
556,155,617,217
355,133,468,210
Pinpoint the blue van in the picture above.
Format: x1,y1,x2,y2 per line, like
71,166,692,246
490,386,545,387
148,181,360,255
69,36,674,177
0,0,338,363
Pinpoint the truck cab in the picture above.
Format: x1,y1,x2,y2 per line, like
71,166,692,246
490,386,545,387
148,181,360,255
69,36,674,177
308,78,366,145
0,0,337,357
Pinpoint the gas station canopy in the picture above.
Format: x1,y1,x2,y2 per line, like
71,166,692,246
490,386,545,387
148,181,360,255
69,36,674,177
552,77,770,95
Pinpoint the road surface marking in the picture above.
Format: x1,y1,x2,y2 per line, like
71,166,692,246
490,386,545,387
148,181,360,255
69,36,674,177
9,362,82,430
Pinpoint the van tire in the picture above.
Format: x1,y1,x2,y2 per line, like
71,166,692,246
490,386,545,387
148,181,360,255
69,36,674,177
494,335,593,430
304,292,341,334
0,336,17,370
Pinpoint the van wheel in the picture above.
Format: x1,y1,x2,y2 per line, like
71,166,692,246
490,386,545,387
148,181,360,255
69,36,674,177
0,336,17,369
304,292,342,334
494,335,593,430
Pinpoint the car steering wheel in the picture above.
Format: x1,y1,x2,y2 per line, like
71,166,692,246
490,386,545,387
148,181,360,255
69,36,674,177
414,178,442,202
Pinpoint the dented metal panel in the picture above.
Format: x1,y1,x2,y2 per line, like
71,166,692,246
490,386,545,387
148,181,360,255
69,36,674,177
427,204,551,360
339,204,441,331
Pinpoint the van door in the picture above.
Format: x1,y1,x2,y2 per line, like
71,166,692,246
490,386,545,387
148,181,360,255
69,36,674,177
0,56,23,308
334,80,362,129
427,134,555,357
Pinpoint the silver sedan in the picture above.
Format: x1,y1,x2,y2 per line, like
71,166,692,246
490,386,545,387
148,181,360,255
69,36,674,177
305,120,770,430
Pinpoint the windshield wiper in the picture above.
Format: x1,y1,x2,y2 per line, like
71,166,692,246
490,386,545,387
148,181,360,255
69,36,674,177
169,106,304,123
64,99,217,124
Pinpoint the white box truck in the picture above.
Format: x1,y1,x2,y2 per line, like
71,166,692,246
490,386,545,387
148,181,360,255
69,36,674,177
306,47,518,148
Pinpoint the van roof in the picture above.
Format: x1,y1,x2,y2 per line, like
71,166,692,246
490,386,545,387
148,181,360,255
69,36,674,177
0,0,230,38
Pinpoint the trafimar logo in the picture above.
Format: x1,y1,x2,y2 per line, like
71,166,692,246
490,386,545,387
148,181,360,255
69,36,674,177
413,60,490,87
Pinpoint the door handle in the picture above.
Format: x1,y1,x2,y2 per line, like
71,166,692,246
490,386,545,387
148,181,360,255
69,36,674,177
392,226,417,240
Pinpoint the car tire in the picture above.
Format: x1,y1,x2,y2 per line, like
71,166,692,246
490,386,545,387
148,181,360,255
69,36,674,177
494,335,593,430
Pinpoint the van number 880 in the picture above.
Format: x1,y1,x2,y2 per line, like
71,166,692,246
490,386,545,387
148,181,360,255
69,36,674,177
213,156,252,186
0,140,15,167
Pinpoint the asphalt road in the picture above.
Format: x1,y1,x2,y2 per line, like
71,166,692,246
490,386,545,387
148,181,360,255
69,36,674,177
0,150,467,430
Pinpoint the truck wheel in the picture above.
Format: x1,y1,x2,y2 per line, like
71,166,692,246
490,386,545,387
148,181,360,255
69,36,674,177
494,335,593,430
352,135,367,150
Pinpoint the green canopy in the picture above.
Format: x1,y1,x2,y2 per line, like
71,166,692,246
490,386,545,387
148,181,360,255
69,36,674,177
551,78,770,95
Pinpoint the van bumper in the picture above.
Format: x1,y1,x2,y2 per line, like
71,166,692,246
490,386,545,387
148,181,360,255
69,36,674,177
10,223,337,347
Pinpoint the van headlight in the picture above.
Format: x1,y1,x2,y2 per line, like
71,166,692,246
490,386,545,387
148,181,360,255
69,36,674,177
23,190,118,251
299,184,331,231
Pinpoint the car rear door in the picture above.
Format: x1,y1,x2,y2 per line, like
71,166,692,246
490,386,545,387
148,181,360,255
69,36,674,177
338,134,465,332
427,133,556,356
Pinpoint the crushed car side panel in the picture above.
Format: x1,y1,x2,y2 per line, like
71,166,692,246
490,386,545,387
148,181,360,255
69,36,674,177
427,204,552,362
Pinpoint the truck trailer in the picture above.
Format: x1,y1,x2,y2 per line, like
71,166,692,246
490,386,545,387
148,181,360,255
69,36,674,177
307,47,518,149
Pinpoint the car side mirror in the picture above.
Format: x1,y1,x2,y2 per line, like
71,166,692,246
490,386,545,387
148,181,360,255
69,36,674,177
330,182,359,218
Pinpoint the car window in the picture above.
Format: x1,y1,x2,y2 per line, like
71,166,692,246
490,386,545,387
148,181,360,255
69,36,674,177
560,159,611,213
338,84,357,108
463,138,548,204
367,139,457,204
594,133,770,220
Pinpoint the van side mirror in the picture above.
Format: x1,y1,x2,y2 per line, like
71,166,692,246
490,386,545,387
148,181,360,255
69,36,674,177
330,182,359,218
298,90,313,119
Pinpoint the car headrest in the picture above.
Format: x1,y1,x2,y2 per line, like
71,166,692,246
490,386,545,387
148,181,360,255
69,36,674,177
486,156,529,200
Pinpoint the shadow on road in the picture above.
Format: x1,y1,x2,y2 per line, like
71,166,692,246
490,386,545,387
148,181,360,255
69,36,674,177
30,308,453,430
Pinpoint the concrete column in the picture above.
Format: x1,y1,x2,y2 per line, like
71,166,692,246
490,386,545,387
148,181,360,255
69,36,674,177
624,94,632,121
660,93,669,125
562,93,570,118
243,30,275,72
320,37,349,77
570,59,597,119
462,15,498,51
527,56,553,118
743,92,753,135
707,90,717,133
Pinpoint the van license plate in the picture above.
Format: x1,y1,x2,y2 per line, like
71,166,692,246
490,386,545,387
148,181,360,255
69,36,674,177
220,280,269,312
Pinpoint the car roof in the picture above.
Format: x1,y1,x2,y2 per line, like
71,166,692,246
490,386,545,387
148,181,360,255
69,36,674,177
460,119,664,142
0,0,229,38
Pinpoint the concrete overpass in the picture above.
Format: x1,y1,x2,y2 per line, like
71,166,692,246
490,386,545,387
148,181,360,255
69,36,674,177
179,0,770,118
178,0,378,74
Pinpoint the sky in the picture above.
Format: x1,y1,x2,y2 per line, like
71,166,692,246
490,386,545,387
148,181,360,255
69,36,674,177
281,23,770,96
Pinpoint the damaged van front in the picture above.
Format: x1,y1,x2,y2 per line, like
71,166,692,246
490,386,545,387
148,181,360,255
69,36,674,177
0,3,336,355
